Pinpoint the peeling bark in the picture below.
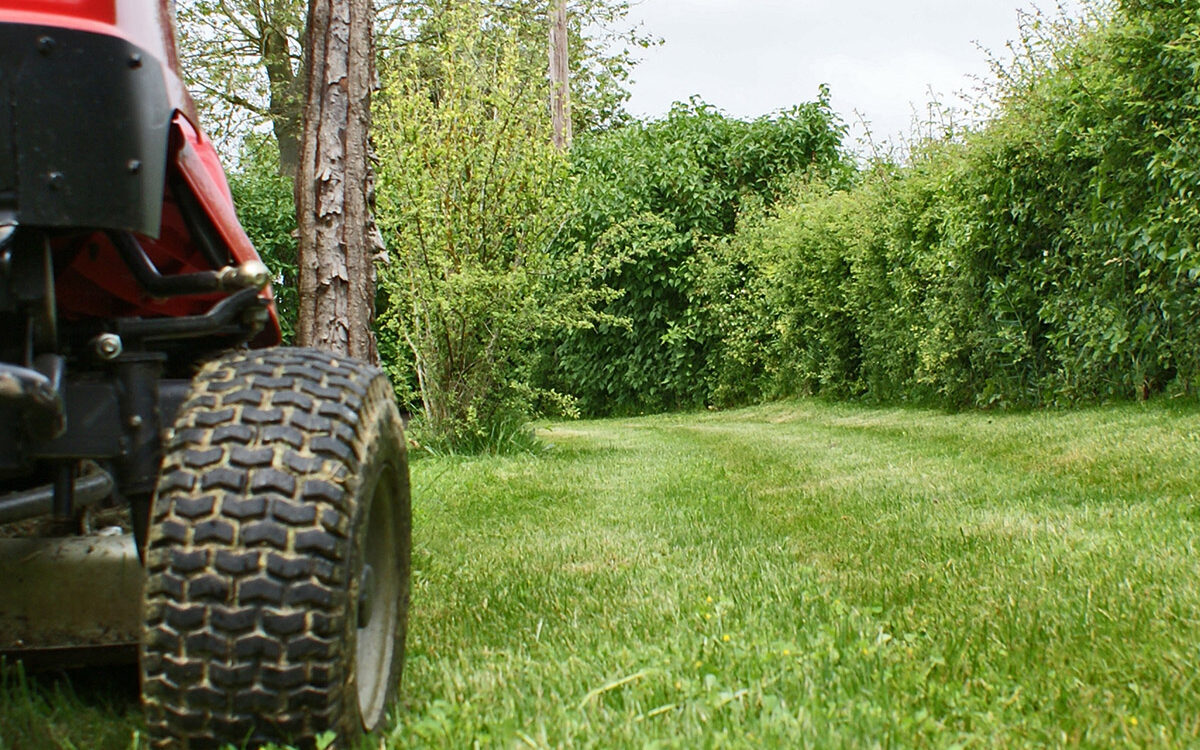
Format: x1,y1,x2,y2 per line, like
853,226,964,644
295,0,383,362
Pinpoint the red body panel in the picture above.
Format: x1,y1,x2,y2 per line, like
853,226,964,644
0,0,281,346
0,2,115,25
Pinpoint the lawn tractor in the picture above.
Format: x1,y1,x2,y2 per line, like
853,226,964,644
0,1,411,747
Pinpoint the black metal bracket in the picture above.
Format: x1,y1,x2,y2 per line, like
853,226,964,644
114,286,267,343
108,232,268,300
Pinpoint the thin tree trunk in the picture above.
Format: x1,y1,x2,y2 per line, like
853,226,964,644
549,0,571,150
295,0,382,362
258,4,304,177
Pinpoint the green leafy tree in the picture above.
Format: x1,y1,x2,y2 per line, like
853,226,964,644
175,0,307,172
174,0,651,170
375,2,608,450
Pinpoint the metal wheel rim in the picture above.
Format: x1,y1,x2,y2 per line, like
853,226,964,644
355,463,399,730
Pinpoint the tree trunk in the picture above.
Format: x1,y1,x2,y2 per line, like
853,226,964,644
260,12,304,177
295,0,382,362
549,0,572,150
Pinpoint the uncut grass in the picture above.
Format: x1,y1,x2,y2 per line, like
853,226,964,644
0,663,142,750
389,400,1200,748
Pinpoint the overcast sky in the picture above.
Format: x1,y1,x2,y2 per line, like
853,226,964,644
619,0,1088,150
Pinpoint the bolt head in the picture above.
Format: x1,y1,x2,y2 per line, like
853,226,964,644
94,333,123,360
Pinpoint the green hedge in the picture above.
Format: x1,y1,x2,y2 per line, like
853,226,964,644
710,0,1200,408
543,96,848,415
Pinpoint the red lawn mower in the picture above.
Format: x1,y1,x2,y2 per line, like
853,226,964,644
0,2,411,747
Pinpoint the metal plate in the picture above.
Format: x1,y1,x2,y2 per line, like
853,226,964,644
0,533,142,667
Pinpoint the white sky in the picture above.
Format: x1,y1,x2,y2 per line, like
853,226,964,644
619,0,1089,151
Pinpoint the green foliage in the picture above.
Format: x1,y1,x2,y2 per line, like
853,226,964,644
712,1,1200,408
375,2,607,452
225,135,299,343
546,97,848,415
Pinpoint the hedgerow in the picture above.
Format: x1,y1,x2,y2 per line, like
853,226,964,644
541,96,849,415
711,0,1200,408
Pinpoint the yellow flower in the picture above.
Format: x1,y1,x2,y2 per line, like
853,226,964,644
706,596,714,604
782,649,791,656
1129,717,1139,727
694,660,703,669
705,613,712,620
722,634,731,642
675,681,682,690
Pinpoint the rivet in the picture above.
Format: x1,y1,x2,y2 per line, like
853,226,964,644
128,53,142,69
37,36,55,55
127,159,142,174
46,172,64,190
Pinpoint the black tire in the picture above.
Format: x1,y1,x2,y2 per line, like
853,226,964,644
141,347,411,749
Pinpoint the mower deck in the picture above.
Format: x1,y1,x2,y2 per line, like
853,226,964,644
0,532,142,669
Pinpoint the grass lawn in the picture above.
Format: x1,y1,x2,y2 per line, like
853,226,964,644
4,399,1199,748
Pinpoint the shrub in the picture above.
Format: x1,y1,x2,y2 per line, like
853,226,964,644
545,96,848,415
711,0,1200,408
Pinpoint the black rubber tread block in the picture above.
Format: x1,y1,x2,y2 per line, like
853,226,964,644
183,630,229,657
199,467,245,493
240,406,285,424
223,388,265,406
237,575,285,606
233,634,283,661
271,498,317,526
212,549,261,576
250,467,297,496
269,389,315,411
168,548,209,574
191,407,236,427
191,518,236,544
164,605,206,631
173,495,216,520
262,424,305,448
294,528,340,560
209,605,257,634
220,495,268,520
265,552,313,580
282,450,324,475
240,519,290,549
145,626,181,653
186,573,231,602
182,447,223,469
261,609,306,638
229,444,275,467
261,664,306,691
210,423,256,445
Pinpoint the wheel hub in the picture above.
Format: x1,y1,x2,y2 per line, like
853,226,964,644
357,564,375,628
